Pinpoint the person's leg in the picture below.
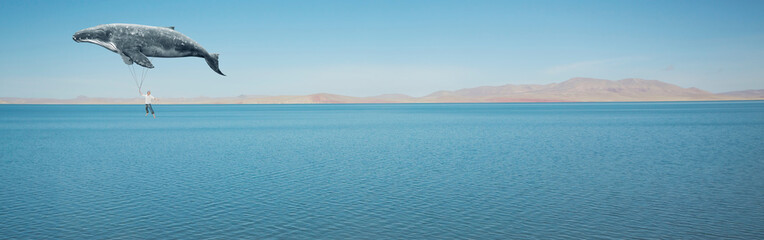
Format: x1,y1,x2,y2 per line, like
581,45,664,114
149,104,155,118
145,104,149,116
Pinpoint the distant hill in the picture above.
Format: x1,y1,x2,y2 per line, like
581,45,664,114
1,78,757,104
417,78,727,102
718,89,764,99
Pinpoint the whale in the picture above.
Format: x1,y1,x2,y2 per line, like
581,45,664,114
74,23,224,76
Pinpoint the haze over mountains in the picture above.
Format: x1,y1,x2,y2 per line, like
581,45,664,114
717,89,764,99
2,78,761,104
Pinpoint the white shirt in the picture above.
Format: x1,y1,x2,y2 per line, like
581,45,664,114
142,94,156,104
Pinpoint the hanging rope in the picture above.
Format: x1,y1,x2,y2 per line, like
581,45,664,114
127,65,138,89
140,67,148,90
127,65,149,92
137,66,148,90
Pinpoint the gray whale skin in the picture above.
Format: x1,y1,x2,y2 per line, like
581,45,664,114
74,23,224,76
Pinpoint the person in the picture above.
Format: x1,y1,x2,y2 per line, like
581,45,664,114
140,90,158,118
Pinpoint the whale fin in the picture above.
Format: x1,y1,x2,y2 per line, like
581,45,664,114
205,53,225,76
165,26,175,30
123,49,154,68
120,53,134,65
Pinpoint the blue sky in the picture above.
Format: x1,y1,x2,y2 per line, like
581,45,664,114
1,0,762,98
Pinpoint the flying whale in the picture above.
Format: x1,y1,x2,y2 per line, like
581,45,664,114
73,23,225,76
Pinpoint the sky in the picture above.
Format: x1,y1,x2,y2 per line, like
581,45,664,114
1,0,763,98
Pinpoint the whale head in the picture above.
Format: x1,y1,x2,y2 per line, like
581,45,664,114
73,25,118,52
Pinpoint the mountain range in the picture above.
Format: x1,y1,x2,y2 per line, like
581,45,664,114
2,78,761,104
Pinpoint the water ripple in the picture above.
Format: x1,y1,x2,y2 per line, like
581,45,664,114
1,102,763,239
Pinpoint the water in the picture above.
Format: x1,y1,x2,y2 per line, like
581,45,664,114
1,102,763,239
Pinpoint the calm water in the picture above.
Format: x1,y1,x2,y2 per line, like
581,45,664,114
1,102,763,239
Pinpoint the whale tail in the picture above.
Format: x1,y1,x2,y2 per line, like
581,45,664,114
205,53,225,76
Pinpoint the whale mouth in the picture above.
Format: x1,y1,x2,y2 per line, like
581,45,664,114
76,38,119,53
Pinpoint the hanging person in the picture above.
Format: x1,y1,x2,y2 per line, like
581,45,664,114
140,90,158,118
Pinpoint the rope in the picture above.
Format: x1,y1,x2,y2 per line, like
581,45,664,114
140,67,148,90
127,65,139,90
127,65,149,92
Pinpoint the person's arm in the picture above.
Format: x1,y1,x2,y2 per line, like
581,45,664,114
139,90,143,96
